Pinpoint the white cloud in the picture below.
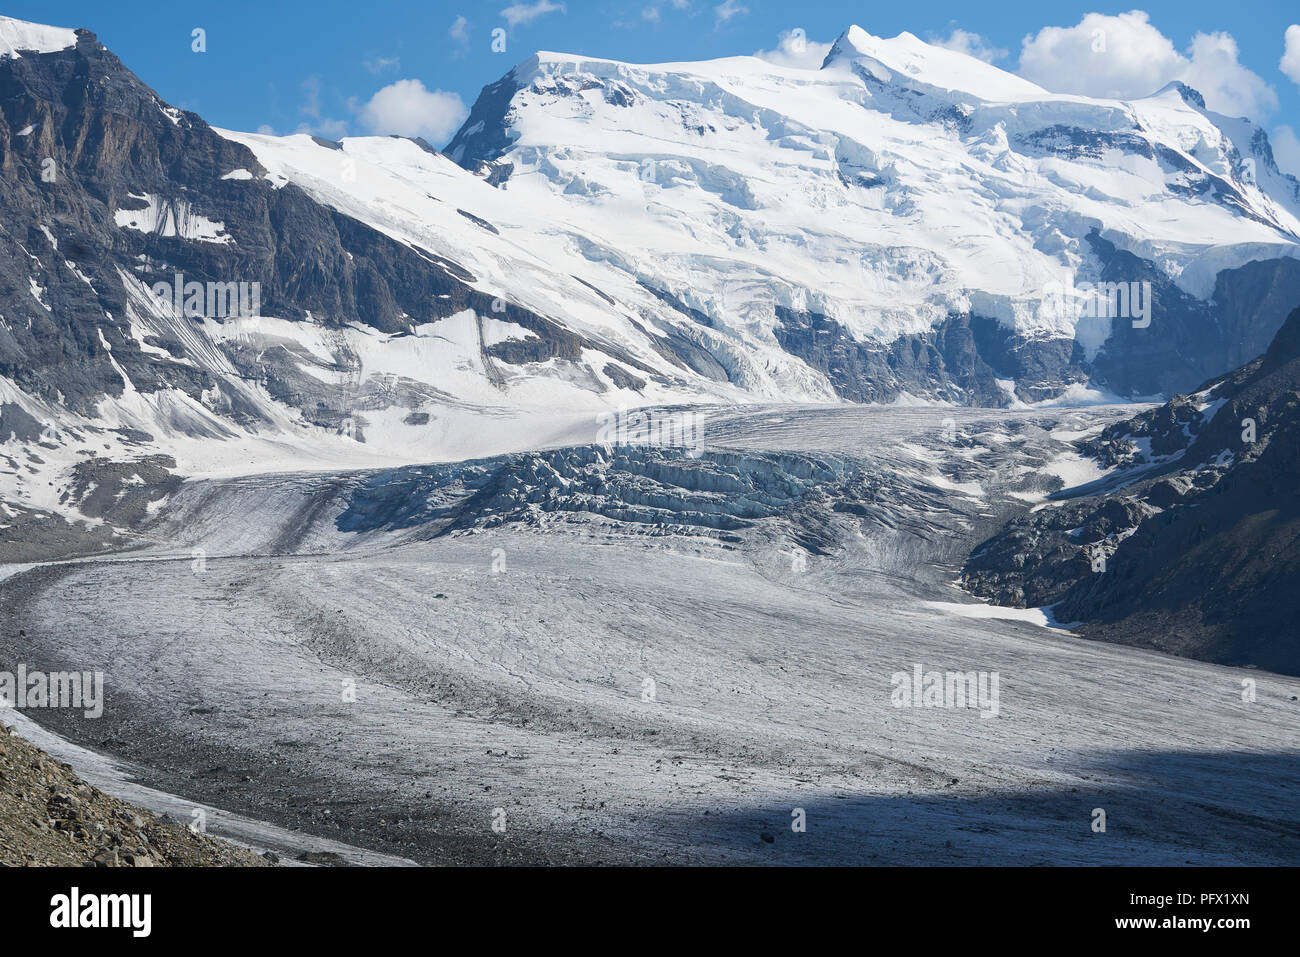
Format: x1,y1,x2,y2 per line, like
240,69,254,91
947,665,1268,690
500,1,565,29
1018,11,1277,120
1282,25,1300,87
1273,125,1300,179
1180,32,1277,120
1019,11,1182,100
256,124,275,136
714,0,747,27
297,76,349,138
754,29,832,69
450,15,469,45
358,79,468,145
934,29,1007,64
612,2,689,30
363,56,400,74
300,76,322,119
295,118,349,140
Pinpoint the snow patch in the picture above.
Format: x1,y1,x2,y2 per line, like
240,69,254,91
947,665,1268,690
0,16,78,58
114,194,231,244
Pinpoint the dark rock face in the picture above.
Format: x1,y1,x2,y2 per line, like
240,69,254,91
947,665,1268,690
443,70,524,178
774,307,1088,406
0,438,179,562
1014,125,1156,162
1084,235,1300,399
0,401,42,442
769,239,1300,407
64,454,180,526
456,208,499,234
963,306,1300,675
602,363,645,392
0,31,615,431
770,236,1300,408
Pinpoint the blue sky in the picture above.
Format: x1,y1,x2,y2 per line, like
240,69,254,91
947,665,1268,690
12,1,1300,169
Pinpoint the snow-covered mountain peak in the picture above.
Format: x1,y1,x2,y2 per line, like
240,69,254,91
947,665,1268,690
1153,80,1207,110
446,33,1300,351
823,25,1051,102
0,15,79,58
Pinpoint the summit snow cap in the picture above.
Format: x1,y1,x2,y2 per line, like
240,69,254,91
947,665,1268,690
0,15,78,59
822,25,1051,101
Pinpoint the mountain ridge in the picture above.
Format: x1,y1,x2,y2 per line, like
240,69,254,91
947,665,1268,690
447,22,1300,398
1,13,1299,550
963,305,1300,674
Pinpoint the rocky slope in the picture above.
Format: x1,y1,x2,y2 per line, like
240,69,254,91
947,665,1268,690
963,306,1300,674
0,720,269,866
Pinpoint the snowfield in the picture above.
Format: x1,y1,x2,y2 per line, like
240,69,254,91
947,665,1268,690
0,16,77,58
445,25,1300,340
3,406,1296,865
